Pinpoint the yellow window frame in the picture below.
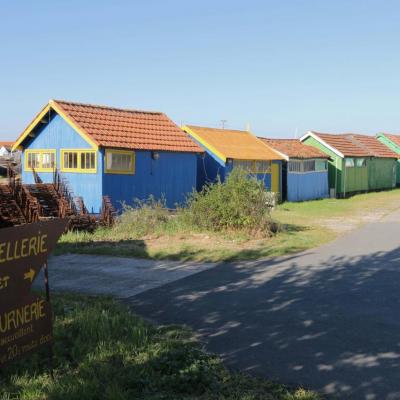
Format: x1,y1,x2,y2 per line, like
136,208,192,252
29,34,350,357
104,149,135,175
233,159,271,174
60,149,97,173
24,149,56,172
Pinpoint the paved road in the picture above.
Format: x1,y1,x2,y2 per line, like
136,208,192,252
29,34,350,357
128,210,400,400
41,254,216,298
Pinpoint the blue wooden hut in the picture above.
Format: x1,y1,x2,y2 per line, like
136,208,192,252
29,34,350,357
182,125,284,194
13,100,202,212
260,138,330,202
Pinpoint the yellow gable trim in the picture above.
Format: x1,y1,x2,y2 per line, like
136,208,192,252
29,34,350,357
12,100,99,152
182,125,227,162
50,100,98,149
12,104,52,151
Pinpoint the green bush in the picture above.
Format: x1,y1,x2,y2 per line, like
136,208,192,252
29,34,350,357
114,196,171,238
65,170,279,243
182,168,278,237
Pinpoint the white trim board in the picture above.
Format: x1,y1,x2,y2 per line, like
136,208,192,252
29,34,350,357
300,131,345,159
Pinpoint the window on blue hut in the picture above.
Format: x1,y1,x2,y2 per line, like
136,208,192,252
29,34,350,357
41,152,55,169
345,158,355,168
233,160,253,172
27,152,40,169
81,152,96,170
25,150,56,171
233,160,271,173
254,160,271,173
288,160,302,173
303,160,316,172
64,152,78,169
61,150,96,173
316,159,328,171
355,158,366,168
105,149,135,174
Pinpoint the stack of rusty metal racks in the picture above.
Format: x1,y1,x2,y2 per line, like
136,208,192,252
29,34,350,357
0,166,114,231
0,184,26,228
99,196,116,227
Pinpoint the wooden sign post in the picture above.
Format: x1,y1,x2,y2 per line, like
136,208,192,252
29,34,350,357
0,219,68,367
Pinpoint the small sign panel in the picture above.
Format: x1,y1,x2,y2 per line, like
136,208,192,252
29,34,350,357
0,219,67,367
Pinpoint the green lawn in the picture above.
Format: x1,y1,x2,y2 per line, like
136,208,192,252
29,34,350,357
0,294,320,400
56,189,400,262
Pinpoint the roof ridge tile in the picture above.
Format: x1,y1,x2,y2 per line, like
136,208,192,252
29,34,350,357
52,99,164,116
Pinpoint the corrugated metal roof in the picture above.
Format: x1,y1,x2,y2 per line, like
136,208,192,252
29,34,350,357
183,125,284,161
260,138,329,159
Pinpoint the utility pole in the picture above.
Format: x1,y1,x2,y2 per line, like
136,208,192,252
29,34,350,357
221,120,227,129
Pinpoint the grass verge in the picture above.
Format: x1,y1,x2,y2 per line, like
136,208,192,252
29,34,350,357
0,294,320,400
56,189,400,262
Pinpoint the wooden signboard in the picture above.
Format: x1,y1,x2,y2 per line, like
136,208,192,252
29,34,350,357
0,219,68,367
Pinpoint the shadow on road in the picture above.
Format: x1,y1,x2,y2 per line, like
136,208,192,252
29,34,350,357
130,246,400,399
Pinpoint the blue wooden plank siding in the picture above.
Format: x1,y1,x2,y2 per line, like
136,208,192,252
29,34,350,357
184,126,283,195
21,113,198,212
16,100,202,214
102,150,198,209
21,114,103,213
196,150,282,193
225,160,282,193
196,152,226,190
287,171,329,202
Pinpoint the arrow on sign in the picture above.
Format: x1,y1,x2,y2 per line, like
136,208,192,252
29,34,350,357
24,269,35,283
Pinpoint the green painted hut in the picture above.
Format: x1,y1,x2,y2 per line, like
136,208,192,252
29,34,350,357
300,131,398,197
376,133,400,185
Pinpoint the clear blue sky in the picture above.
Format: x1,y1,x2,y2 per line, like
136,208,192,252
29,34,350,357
2,0,400,140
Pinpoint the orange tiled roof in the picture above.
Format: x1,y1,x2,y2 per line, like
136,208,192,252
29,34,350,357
311,131,370,157
15,100,202,153
52,100,202,153
259,138,329,159
348,134,398,158
381,133,400,149
183,125,284,161
0,141,14,150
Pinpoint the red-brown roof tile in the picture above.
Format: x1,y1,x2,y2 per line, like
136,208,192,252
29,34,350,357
381,133,400,148
310,131,398,158
310,132,370,157
348,134,398,158
259,138,329,159
52,100,202,153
